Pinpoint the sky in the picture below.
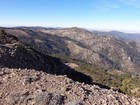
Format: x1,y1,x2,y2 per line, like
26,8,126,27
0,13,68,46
1,0,140,32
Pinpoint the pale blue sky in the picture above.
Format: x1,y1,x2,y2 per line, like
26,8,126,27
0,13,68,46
1,0,140,32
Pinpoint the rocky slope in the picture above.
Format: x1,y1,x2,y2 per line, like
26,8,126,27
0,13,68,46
0,67,140,105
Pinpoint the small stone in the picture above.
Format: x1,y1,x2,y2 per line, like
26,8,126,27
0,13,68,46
3,75,11,81
67,101,83,105
21,75,40,85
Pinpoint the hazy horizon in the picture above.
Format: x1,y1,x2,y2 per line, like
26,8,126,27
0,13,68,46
1,0,140,33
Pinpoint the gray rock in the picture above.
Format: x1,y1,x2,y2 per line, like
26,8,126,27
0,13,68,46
6,91,30,105
21,75,40,85
67,101,83,105
34,91,65,105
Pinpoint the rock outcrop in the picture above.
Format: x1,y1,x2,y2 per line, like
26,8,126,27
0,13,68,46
0,29,18,44
0,68,140,105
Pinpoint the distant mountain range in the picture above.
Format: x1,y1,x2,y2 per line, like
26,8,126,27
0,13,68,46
12,26,140,39
2,26,140,73
40,27,140,73
93,30,140,40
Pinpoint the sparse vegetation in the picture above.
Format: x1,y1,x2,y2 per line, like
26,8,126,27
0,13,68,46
76,61,140,97
52,55,140,97
0,29,7,35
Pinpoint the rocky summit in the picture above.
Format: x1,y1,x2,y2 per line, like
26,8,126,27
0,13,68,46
0,68,140,105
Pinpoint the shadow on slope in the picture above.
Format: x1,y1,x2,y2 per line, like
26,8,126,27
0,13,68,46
0,30,92,84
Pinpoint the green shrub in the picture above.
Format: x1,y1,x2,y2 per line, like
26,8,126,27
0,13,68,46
0,29,6,35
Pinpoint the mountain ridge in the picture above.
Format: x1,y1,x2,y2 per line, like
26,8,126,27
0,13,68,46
40,27,140,73
0,29,92,84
